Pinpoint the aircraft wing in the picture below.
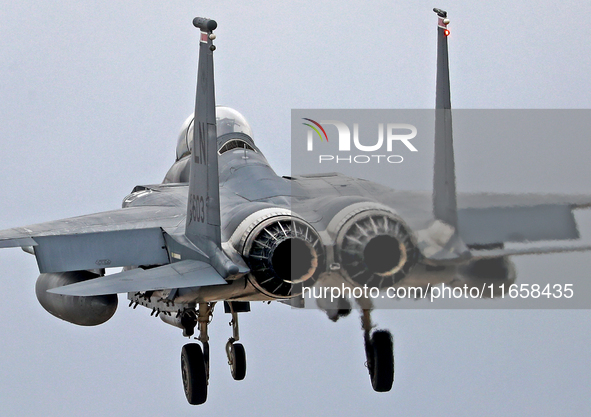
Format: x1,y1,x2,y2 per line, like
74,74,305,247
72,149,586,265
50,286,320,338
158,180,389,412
456,192,591,258
0,206,184,273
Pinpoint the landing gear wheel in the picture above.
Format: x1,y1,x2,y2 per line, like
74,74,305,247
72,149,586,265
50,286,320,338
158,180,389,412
367,330,394,392
181,343,208,405
229,342,247,380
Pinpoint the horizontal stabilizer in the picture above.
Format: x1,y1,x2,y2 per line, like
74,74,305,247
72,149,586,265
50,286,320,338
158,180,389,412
34,228,170,273
0,206,184,243
48,260,227,296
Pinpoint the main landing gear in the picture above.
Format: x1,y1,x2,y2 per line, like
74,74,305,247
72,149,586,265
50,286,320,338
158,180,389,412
181,342,208,404
361,309,394,392
180,302,248,405
179,302,392,404
225,302,247,380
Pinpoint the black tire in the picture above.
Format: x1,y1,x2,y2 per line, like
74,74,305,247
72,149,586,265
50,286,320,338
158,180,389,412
230,343,247,381
181,343,208,405
369,330,394,392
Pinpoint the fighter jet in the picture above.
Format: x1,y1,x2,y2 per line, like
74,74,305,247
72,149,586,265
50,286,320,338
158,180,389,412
1,9,590,405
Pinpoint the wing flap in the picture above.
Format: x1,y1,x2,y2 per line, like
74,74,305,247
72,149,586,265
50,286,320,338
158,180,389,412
48,260,227,296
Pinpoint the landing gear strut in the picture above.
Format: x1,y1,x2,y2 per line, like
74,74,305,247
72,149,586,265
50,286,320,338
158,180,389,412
181,302,214,405
361,309,394,392
225,302,247,380
180,301,249,405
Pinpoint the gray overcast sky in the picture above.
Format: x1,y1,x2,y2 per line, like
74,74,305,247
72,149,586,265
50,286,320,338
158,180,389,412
1,1,590,416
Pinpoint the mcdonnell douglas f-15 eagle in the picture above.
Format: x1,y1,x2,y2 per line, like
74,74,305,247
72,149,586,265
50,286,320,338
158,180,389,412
1,9,590,404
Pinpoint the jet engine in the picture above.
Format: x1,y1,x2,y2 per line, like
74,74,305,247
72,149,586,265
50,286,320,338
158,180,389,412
335,208,418,289
233,209,323,298
35,271,118,326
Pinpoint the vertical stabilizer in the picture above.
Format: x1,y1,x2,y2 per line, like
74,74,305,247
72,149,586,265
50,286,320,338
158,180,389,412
185,18,239,277
416,9,469,262
432,8,458,229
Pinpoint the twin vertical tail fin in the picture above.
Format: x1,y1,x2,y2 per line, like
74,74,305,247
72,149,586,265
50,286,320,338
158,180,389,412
186,17,219,248
418,9,470,262
184,18,240,277
186,13,465,267
432,8,458,229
